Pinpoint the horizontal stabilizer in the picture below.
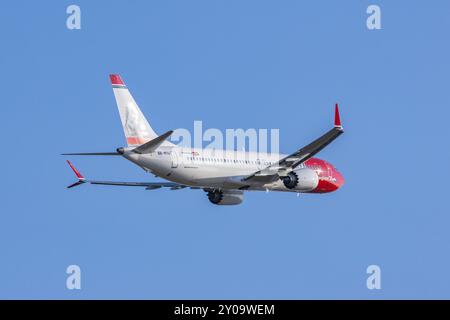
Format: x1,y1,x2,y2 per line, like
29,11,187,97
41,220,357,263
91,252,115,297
132,130,173,154
62,152,121,156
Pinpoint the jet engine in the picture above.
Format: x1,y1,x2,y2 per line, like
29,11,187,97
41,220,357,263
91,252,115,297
281,168,319,191
282,172,298,189
207,190,244,205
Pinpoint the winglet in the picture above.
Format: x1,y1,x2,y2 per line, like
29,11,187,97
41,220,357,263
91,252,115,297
66,160,86,188
334,103,342,128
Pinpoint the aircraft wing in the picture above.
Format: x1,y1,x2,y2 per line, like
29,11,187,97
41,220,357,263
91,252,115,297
243,104,344,184
65,161,187,190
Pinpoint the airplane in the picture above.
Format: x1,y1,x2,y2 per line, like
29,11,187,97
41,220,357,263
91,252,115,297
64,74,345,205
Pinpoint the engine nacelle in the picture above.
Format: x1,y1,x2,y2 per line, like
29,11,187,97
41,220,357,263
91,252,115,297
282,172,298,189
207,190,244,205
282,168,319,192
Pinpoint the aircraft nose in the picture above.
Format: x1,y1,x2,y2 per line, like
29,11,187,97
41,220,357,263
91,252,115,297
334,170,345,189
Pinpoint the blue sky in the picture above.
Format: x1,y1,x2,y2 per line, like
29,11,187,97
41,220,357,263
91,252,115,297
0,0,449,299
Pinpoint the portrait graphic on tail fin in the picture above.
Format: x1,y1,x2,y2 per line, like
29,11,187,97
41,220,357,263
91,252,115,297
109,74,174,147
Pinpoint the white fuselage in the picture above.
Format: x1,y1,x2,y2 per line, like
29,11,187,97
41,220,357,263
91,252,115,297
123,146,315,192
